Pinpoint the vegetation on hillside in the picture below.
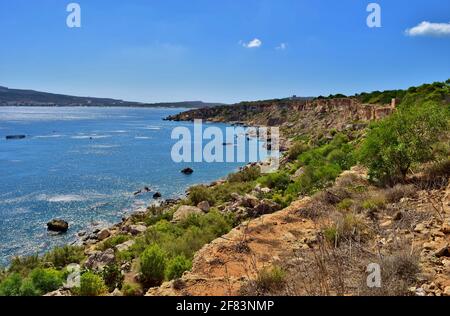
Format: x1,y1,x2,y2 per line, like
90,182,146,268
0,80,448,296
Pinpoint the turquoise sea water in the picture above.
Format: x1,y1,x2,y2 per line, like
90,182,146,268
0,106,264,266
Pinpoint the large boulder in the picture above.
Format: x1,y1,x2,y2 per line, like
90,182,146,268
47,219,69,233
84,249,115,271
173,205,203,223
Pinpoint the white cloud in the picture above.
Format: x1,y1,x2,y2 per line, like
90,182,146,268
241,38,262,48
405,21,450,37
276,43,287,50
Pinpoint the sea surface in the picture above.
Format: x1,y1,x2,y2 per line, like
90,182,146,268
0,106,265,266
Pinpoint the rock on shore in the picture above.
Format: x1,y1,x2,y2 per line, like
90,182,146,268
47,219,69,233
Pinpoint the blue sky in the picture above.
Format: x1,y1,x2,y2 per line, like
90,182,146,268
0,0,449,103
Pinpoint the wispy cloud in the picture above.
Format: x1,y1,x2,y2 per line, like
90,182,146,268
405,21,450,37
240,38,262,48
276,43,287,50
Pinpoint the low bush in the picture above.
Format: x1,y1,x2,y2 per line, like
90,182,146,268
337,198,353,211
383,184,416,203
78,272,107,296
121,282,142,296
140,244,167,286
29,268,63,294
259,171,291,191
43,245,85,269
0,273,23,296
287,142,309,161
227,166,261,183
323,213,367,246
188,185,215,206
255,266,286,293
9,254,41,275
165,255,192,280
102,264,124,292
361,196,386,212
98,234,131,251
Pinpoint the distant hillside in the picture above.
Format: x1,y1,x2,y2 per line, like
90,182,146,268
0,86,225,108
166,80,449,138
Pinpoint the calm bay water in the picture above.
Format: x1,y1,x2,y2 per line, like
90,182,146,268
0,106,262,266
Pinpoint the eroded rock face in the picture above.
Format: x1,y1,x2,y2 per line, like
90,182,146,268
173,206,203,223
84,249,115,271
47,219,69,233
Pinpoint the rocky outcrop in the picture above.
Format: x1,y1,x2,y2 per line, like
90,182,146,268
222,194,281,220
84,249,115,271
165,98,395,138
172,206,204,223
47,219,69,233
197,201,210,212
97,229,111,241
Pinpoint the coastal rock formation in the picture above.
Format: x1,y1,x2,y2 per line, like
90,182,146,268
84,249,115,270
47,219,69,233
97,228,111,241
181,168,194,175
124,224,147,236
165,97,396,138
153,192,162,199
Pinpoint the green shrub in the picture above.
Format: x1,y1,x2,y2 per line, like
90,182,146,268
98,234,131,251
287,142,309,160
337,199,354,211
0,273,23,296
140,244,167,286
78,272,107,296
19,278,40,296
323,213,367,246
362,196,386,212
43,245,85,268
188,185,215,206
9,255,41,275
102,264,124,292
228,166,260,183
259,171,291,191
29,268,63,294
121,282,142,296
255,266,286,292
165,256,192,280
359,101,448,185
323,226,339,245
